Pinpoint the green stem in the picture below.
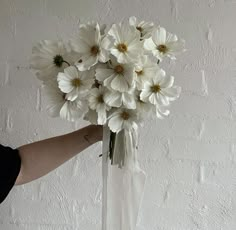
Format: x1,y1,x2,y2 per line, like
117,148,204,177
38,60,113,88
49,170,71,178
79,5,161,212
63,60,70,66
109,131,116,164
98,130,116,159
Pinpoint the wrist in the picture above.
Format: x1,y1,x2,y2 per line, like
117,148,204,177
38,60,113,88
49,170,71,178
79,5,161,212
86,125,103,144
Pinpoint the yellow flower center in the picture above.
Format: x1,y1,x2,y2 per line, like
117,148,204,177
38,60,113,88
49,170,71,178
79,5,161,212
120,111,130,120
135,70,143,76
72,78,81,87
117,43,128,53
114,65,124,74
90,45,99,56
97,94,104,103
151,84,161,93
157,44,168,53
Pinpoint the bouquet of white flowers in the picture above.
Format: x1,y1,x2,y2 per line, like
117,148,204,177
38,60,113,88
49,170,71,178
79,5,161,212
30,16,185,230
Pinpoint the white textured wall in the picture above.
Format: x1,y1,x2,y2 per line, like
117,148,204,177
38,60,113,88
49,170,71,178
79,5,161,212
0,0,236,229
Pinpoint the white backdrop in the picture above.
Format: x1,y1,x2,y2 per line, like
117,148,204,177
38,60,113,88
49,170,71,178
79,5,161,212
0,0,236,229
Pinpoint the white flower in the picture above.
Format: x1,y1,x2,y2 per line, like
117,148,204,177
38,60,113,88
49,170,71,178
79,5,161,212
129,16,154,39
108,108,139,133
88,86,111,125
140,69,181,106
135,90,154,119
104,89,136,109
107,22,143,64
70,22,111,71
134,55,160,90
95,56,135,93
43,80,66,117
60,98,88,122
57,66,94,101
30,40,73,82
135,91,170,120
144,26,185,61
43,80,88,121
84,109,98,125
155,105,170,119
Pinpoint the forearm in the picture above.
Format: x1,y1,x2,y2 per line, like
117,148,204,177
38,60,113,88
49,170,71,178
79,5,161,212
15,125,102,185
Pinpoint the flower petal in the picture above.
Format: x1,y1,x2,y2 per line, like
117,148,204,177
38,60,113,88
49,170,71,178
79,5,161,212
122,93,136,109
140,90,151,102
129,16,137,26
144,38,156,51
152,27,166,45
57,73,74,93
97,107,107,125
95,68,114,81
76,53,98,71
162,86,181,100
160,75,174,88
104,91,122,107
64,66,79,79
111,76,129,92
108,115,123,133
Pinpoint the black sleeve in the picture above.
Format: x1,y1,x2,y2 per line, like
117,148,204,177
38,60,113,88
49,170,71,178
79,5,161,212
0,144,21,204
